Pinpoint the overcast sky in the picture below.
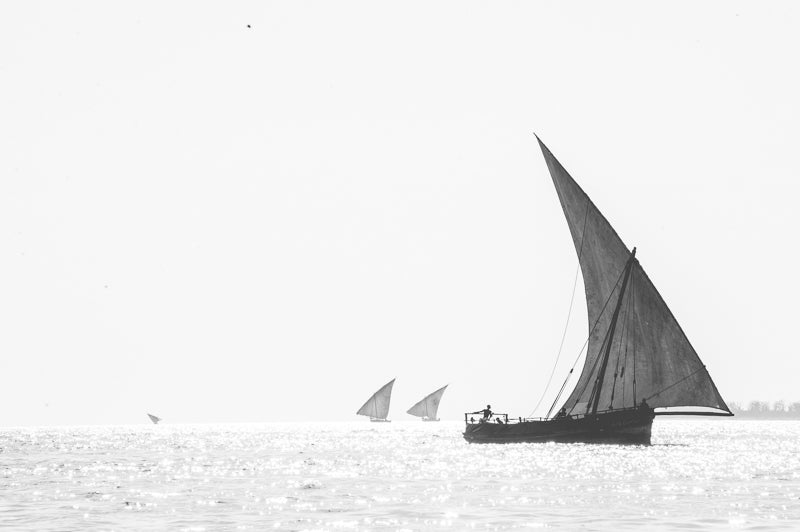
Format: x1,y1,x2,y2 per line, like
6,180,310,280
2,1,798,425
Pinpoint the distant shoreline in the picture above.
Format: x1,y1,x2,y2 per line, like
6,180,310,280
728,413,800,420
727,401,800,419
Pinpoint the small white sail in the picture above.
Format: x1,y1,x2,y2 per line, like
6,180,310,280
407,385,448,420
356,379,395,420
147,413,161,424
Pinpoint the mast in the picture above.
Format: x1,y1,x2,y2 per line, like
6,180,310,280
590,248,636,415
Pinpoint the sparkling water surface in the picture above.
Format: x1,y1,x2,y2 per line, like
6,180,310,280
2,420,800,530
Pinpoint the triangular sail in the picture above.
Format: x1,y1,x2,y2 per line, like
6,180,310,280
407,384,448,419
537,137,729,415
356,379,395,419
147,413,161,424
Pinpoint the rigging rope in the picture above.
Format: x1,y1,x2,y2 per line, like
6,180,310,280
527,262,581,417
557,253,636,416
528,202,590,418
620,275,636,408
609,271,635,409
631,269,637,405
544,256,630,418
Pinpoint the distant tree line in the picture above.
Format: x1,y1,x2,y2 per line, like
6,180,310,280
728,401,800,419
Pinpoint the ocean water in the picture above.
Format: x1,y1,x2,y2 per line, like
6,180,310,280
2,420,799,531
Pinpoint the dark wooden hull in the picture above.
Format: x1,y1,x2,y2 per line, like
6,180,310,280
463,408,654,445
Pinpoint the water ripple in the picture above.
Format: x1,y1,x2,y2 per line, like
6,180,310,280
2,420,800,530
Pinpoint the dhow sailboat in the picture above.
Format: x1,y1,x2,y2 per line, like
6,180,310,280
407,384,448,422
463,137,732,444
147,413,161,425
357,378,395,422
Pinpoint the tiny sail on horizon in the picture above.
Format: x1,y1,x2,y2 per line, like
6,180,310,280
407,385,448,421
147,413,161,425
357,379,395,422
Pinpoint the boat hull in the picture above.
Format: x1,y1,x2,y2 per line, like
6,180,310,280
463,408,654,445
369,418,391,423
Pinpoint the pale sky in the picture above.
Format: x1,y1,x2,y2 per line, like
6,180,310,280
2,1,798,425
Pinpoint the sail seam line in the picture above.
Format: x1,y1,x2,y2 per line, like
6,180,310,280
561,258,631,415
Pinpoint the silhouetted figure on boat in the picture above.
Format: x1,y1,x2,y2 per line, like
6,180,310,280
640,398,650,410
555,407,568,419
471,405,492,422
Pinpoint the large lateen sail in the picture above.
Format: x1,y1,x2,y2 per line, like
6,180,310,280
147,413,161,424
357,379,395,420
537,137,729,415
407,385,448,420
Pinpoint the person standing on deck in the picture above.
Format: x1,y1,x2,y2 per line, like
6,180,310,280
470,405,493,421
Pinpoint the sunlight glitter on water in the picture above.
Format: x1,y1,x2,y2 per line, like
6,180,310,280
2,420,800,530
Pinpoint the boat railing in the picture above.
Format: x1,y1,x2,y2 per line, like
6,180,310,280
464,413,538,424
464,405,647,424
464,413,511,424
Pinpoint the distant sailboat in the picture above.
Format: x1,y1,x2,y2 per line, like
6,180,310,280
407,385,448,422
463,136,731,444
357,379,395,422
147,413,161,425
